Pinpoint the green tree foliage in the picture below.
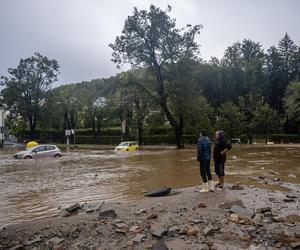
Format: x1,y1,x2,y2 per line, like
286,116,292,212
0,52,59,136
120,71,156,144
266,46,285,110
2,6,300,144
284,82,300,133
278,33,299,84
109,5,202,148
250,103,281,143
215,102,245,139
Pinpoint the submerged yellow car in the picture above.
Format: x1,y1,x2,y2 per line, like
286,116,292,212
114,141,139,152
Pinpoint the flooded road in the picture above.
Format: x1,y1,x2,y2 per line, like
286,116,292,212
0,144,299,226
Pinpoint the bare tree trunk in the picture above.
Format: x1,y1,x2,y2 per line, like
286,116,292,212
152,61,184,148
92,118,96,137
137,120,143,145
28,115,36,138
97,120,101,135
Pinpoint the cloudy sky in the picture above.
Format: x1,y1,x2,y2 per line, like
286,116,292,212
1,0,299,86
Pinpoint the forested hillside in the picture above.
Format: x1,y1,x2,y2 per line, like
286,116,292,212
1,6,299,147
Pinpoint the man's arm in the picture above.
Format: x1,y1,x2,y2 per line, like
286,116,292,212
221,142,232,156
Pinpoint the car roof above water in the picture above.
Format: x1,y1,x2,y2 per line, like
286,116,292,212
29,145,59,150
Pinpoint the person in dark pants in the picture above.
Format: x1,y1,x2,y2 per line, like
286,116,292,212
213,130,232,189
197,129,214,192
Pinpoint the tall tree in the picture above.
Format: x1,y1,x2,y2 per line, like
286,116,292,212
0,52,59,136
121,70,155,145
109,5,202,148
250,103,281,143
266,46,285,110
284,82,300,134
221,42,244,102
215,102,245,139
278,33,298,85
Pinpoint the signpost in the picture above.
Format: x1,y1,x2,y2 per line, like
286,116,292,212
71,129,75,144
65,129,71,147
121,120,126,141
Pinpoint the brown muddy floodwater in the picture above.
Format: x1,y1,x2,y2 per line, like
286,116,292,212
0,144,299,226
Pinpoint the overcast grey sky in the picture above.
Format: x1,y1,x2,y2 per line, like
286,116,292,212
1,0,299,86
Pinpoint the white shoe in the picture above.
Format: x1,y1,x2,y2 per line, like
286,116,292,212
208,180,214,192
199,182,209,192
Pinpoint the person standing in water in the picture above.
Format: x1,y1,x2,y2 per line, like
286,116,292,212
197,129,214,192
214,130,232,189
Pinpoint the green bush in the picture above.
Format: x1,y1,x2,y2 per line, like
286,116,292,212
17,130,199,145
270,134,300,143
145,127,174,135
183,135,198,144
76,128,121,136
142,135,197,145
75,136,129,145
239,134,248,144
142,135,175,145
17,130,64,143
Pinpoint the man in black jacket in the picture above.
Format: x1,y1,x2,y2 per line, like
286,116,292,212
213,130,232,189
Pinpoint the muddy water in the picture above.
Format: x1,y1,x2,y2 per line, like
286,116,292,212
0,145,299,226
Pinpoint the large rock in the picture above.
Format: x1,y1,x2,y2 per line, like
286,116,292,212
96,226,112,237
187,226,200,236
147,213,158,220
85,201,104,213
58,210,70,218
48,237,64,245
132,234,146,244
230,205,255,218
229,213,240,223
202,226,217,236
274,230,297,244
98,209,117,218
65,203,80,213
153,240,168,250
257,207,271,214
230,183,244,190
133,209,146,215
219,200,244,209
8,245,24,250
167,226,179,237
290,242,300,249
286,215,300,223
130,225,143,234
114,222,128,229
24,236,42,246
273,216,285,222
284,198,295,202
197,244,209,250
152,228,168,238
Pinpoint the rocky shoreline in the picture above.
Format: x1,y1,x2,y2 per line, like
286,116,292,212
1,184,299,250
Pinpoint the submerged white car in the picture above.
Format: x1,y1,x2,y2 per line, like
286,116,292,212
14,145,62,159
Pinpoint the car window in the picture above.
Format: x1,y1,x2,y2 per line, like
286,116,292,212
33,146,45,152
45,146,55,151
119,142,129,146
129,143,132,146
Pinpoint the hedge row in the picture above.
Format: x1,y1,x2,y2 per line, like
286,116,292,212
75,135,197,145
75,129,121,136
15,130,300,145
270,134,300,143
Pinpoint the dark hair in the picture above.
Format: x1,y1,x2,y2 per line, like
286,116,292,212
216,130,225,139
199,129,207,136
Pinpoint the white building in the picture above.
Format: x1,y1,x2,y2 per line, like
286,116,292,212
0,105,7,145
